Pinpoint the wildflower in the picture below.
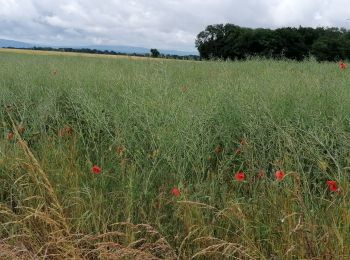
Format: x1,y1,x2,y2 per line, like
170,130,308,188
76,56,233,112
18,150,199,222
171,187,181,197
235,148,241,155
275,170,285,181
339,60,347,70
326,180,339,192
235,171,245,181
7,132,14,140
258,170,265,178
92,165,102,174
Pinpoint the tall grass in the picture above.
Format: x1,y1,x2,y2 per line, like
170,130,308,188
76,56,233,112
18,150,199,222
0,51,349,259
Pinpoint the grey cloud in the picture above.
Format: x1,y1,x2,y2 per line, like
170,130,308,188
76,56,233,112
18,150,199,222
0,0,349,51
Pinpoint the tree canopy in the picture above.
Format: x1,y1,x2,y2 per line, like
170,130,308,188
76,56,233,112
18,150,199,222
150,48,160,58
195,24,350,61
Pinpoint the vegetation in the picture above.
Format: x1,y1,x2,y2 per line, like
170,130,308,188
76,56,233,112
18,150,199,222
0,50,349,259
3,46,200,61
196,24,350,61
150,48,161,58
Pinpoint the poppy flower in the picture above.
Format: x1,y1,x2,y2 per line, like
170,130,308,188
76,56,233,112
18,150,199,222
275,170,285,181
92,165,102,174
7,132,14,140
235,148,241,155
171,187,181,197
235,171,245,181
339,60,347,70
326,180,339,192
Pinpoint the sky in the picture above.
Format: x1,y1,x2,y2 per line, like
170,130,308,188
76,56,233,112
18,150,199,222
1,0,350,52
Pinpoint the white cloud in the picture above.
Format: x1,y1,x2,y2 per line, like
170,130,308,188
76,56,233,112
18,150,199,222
0,0,349,51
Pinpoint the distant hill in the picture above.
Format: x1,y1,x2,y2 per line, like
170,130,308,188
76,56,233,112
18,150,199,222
0,39,198,56
0,39,35,49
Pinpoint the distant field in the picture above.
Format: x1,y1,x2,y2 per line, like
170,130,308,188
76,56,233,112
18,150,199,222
0,47,158,60
0,51,349,259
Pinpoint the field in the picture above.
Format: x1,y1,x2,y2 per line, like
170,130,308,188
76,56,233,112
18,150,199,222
0,49,349,259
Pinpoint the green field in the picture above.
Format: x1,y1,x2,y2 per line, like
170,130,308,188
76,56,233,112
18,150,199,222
0,50,349,259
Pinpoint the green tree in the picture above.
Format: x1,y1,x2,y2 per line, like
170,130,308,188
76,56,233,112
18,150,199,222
150,49,160,58
195,24,350,61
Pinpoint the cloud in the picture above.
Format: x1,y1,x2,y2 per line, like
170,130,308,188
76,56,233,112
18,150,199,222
0,0,349,51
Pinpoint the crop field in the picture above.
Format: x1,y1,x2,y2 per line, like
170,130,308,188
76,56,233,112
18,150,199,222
0,49,349,259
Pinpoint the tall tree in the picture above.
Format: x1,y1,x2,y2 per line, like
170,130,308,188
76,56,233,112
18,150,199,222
150,49,160,58
195,24,350,61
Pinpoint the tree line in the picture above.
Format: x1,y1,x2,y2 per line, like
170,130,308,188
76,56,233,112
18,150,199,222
5,47,199,61
195,24,350,61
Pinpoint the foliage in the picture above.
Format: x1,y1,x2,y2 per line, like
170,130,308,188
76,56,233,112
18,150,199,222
4,46,200,61
150,48,161,58
196,24,350,61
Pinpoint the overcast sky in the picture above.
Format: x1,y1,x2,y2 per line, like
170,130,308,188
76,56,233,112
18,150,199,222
1,0,350,51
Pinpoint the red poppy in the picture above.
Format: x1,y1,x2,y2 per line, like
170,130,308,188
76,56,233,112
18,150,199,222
171,187,181,197
235,148,241,155
235,171,245,181
258,170,265,178
7,132,14,140
275,170,285,181
326,180,339,192
92,165,102,174
339,60,347,70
